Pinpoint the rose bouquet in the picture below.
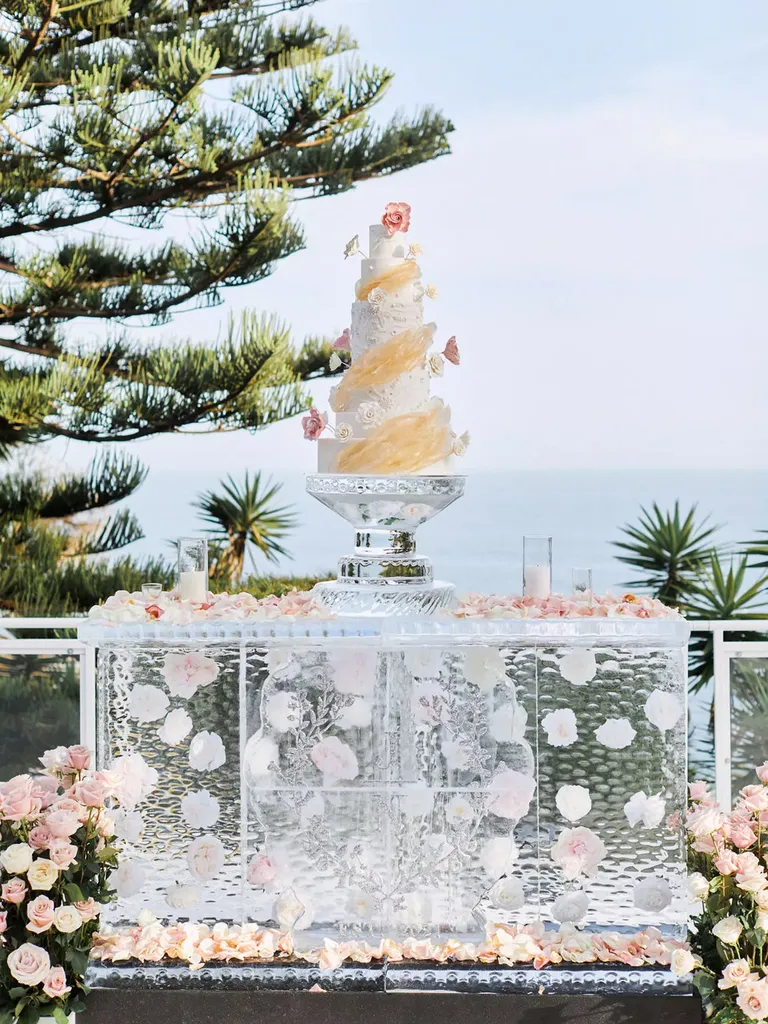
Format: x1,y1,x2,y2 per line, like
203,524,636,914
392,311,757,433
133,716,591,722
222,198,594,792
685,763,768,1021
0,745,123,1024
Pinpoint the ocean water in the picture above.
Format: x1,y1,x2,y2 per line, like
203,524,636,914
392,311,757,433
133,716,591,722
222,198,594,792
129,469,768,596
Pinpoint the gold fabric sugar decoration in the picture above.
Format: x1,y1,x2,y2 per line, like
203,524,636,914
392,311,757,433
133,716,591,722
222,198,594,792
333,403,453,474
355,260,420,302
331,324,435,412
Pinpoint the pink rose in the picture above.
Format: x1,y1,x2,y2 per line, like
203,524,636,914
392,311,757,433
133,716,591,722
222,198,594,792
741,785,768,813
67,745,91,771
72,777,109,808
735,852,768,893
729,822,758,850
31,776,60,809
44,809,81,838
487,768,537,821
333,329,351,350
713,849,740,876
301,407,326,441
443,336,460,366
1,775,42,821
0,911,7,935
551,826,608,879
1,878,28,904
50,797,86,820
48,840,79,870
757,762,768,784
42,966,71,1000
688,781,710,802
26,895,55,934
247,854,278,888
74,898,101,922
162,652,219,700
310,736,359,781
381,201,411,236
7,943,51,987
686,804,724,838
28,826,53,851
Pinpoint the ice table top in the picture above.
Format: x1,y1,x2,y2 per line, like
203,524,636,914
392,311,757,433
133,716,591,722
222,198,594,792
78,616,691,647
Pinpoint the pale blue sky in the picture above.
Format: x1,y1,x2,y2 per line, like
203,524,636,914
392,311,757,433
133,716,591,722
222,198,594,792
51,0,768,476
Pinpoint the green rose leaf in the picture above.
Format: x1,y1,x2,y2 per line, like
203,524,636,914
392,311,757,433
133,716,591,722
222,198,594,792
6,989,27,1001
52,1006,70,1024
63,883,85,902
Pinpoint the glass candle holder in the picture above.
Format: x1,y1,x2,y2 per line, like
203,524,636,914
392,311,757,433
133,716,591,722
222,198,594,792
523,536,552,598
177,538,208,602
572,567,593,601
141,583,163,601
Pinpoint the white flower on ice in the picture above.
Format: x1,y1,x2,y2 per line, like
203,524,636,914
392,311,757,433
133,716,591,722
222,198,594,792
343,234,360,259
162,651,219,700
347,889,376,919
166,883,201,910
479,836,519,880
328,649,377,697
558,650,597,686
329,352,342,372
711,915,743,944
687,872,710,901
188,731,226,772
110,752,158,810
441,736,471,770
552,890,589,924
489,876,525,911
274,889,314,931
551,826,607,879
128,684,169,724
112,859,147,898
245,736,279,780
555,784,592,823
112,808,144,844
310,736,359,781
157,707,193,746
428,352,445,377
181,790,220,829
594,718,636,749
336,697,372,730
266,649,299,681
400,781,435,818
489,702,528,744
453,430,471,457
633,876,673,913
186,834,225,882
487,768,536,821
299,793,325,827
541,708,578,748
404,648,443,678
265,691,300,733
463,647,507,692
357,401,385,428
623,791,666,829
644,690,683,732
445,794,474,825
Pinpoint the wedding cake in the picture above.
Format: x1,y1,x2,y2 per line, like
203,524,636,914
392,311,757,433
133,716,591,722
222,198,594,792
309,202,467,475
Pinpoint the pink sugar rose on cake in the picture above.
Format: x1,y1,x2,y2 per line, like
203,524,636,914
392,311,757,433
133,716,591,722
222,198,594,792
381,201,411,236
302,406,326,440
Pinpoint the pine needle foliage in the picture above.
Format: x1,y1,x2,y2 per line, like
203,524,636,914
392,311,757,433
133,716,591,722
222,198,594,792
0,0,454,448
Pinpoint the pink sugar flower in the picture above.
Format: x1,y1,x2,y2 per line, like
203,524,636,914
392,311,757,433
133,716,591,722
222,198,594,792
382,201,411,236
333,329,351,350
302,407,326,441
443,336,460,365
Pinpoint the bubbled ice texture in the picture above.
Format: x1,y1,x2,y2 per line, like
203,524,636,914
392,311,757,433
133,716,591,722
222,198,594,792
96,631,688,945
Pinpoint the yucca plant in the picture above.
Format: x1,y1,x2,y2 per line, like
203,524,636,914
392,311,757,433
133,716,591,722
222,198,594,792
194,472,297,584
613,501,719,607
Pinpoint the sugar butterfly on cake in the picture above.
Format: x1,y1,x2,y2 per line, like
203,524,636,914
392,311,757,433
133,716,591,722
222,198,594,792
303,202,468,475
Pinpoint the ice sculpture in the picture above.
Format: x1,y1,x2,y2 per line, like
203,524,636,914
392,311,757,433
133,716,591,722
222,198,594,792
85,613,690,977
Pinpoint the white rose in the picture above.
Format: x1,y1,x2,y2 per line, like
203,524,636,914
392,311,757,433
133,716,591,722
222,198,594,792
181,790,220,829
594,717,636,749
128,684,169,724
245,735,279,782
552,890,589,924
445,795,474,825
686,872,710,901
7,943,51,987
633,877,673,913
551,826,607,879
489,876,525,911
670,948,698,977
27,859,60,891
158,708,193,746
624,791,666,829
489,703,528,744
166,883,201,910
558,650,597,685
0,842,33,875
112,808,144,844
112,859,147,898
555,784,592,823
479,836,519,880
644,689,683,732
463,648,506,692
188,731,226,772
186,835,225,882
110,752,158,810
712,915,743,945
542,708,578,748
274,888,313,931
265,691,301,733
53,906,82,934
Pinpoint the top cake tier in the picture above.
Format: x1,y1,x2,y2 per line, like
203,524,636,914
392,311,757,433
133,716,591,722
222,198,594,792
312,203,468,476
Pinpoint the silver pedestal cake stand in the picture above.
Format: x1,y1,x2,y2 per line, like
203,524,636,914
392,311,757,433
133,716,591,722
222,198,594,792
306,474,466,615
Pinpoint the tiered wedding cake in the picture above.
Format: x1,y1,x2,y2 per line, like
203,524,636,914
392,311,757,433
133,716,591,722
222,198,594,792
313,202,466,475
